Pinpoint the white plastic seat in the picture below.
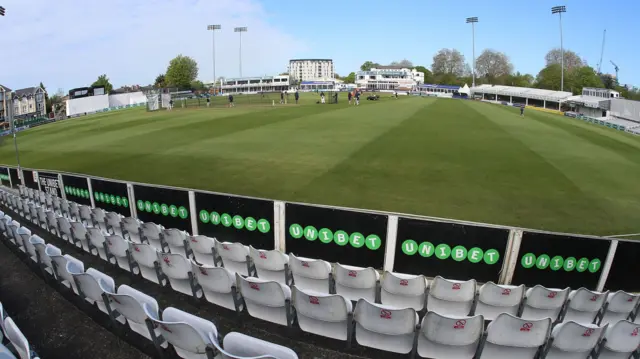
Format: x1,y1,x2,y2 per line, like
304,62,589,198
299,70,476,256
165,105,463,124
26,235,45,263
145,307,218,359
188,235,215,266
600,291,640,327
479,313,551,359
106,235,137,273
475,282,525,321
73,268,117,314
70,221,90,251
45,211,59,234
51,254,85,294
354,298,419,354
418,312,484,359
105,212,123,236
16,227,31,252
35,207,47,229
237,274,292,326
121,217,142,243
4,316,37,359
130,242,161,283
69,201,80,221
86,227,110,261
158,252,200,297
214,239,251,276
40,244,61,276
288,253,332,294
140,222,165,251
292,285,352,341
6,221,20,245
163,228,189,256
215,332,299,359
56,216,73,242
427,276,476,317
334,263,379,303
563,288,608,325
103,284,165,343
520,285,570,322
60,199,71,218
78,205,93,225
191,261,242,311
52,196,61,215
249,246,289,284
91,208,108,232
380,271,428,311
0,214,10,236
28,203,38,225
596,320,640,359
544,321,604,359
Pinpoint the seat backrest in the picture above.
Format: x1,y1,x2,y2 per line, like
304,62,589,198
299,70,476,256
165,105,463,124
163,228,187,246
57,216,72,235
156,307,218,355
429,276,476,302
92,208,106,223
215,239,249,262
70,221,87,239
16,226,31,242
422,311,484,346
222,332,299,359
550,321,604,353
288,254,331,279
130,242,158,266
189,235,215,254
105,212,121,228
75,268,115,301
140,222,162,241
354,298,418,335
106,285,160,324
43,244,61,266
105,235,129,256
568,288,608,312
79,205,92,221
158,252,191,279
87,228,107,247
65,254,85,276
602,320,640,353
478,282,525,307
525,285,570,309
381,271,427,297
4,316,30,359
607,291,640,313
27,235,45,256
292,286,351,322
191,261,234,293
237,275,290,306
334,264,378,289
249,246,288,271
121,217,140,234
486,313,550,348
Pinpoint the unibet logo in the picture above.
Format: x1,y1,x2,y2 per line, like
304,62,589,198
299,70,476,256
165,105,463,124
401,240,500,265
288,224,382,250
0,174,9,181
66,186,91,199
199,210,270,233
93,190,129,207
137,200,188,219
520,253,601,273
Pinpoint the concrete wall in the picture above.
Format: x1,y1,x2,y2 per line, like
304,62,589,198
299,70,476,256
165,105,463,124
610,98,640,122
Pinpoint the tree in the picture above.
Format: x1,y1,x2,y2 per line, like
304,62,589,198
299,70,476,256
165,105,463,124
39,82,51,113
190,80,205,91
360,61,380,71
91,74,113,94
600,74,618,89
475,49,513,83
342,72,356,84
545,48,584,71
569,66,603,95
431,49,465,76
499,72,534,87
165,55,199,89
389,59,413,67
413,66,433,84
154,74,166,88
535,64,563,90
279,72,289,76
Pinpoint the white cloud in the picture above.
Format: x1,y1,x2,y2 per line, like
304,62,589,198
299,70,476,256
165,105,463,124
0,0,307,91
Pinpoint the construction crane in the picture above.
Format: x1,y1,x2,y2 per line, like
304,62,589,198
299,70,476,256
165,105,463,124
610,60,619,80
597,30,606,74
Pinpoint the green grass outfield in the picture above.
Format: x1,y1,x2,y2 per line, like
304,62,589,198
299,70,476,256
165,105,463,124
1,93,639,236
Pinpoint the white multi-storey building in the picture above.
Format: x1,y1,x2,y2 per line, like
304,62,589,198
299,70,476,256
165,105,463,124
355,66,424,91
219,75,290,94
288,59,334,82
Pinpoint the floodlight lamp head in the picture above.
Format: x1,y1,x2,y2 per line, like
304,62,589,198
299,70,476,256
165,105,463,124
466,17,478,23
551,6,566,14
207,25,221,30
234,27,248,32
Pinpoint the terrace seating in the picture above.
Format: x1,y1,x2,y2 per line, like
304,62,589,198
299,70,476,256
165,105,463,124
120,217,142,243
599,291,640,326
596,320,640,359
214,239,252,276
191,261,242,311
72,268,116,314
288,253,332,294
417,312,484,359
353,298,419,354
380,271,428,311
103,284,166,342
520,285,569,322
563,288,608,325
51,254,84,294
334,263,379,303
3,317,39,359
249,245,289,284
188,235,215,266
292,285,352,341
214,332,298,359
162,228,189,257
478,313,551,359
140,222,165,252
158,252,200,297
236,274,293,326
426,276,476,317
474,282,525,321
543,321,604,359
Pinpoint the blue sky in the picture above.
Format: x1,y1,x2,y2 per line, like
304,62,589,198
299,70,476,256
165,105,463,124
0,0,638,93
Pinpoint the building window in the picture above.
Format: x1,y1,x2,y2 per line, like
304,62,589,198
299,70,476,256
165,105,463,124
22,106,27,112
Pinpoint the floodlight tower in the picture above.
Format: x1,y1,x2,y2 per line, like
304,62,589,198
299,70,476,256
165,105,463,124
234,27,248,77
551,5,567,92
466,17,478,87
207,25,221,92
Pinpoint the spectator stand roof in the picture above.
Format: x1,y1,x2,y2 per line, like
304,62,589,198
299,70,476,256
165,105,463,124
420,84,461,91
471,84,573,103
565,95,610,109
300,81,335,85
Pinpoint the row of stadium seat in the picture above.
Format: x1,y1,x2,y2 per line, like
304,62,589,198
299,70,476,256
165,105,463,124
0,301,39,359
4,187,640,358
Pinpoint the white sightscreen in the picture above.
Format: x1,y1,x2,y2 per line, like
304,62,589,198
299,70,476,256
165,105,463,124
108,92,147,107
610,99,640,122
66,95,110,116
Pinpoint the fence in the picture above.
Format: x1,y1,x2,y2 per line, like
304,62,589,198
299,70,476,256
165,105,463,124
170,92,284,109
3,165,638,292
